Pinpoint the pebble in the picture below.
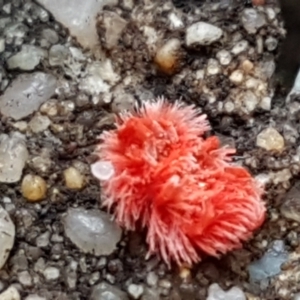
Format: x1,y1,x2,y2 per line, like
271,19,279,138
18,270,32,287
28,114,51,133
41,28,59,44
21,174,47,202
99,11,128,50
241,8,266,34
111,92,135,113
185,22,223,47
63,167,85,190
49,44,70,66
36,0,118,49
248,240,288,283
146,272,158,287
206,283,246,300
216,49,232,66
91,161,115,181
0,72,57,120
43,266,60,281
7,45,46,70
256,127,285,152
241,59,254,73
0,132,28,183
63,207,122,256
91,282,129,300
206,59,220,76
265,36,278,51
231,40,249,55
0,286,20,300
281,181,300,222
229,70,244,85
25,295,46,300
127,284,144,299
0,205,15,269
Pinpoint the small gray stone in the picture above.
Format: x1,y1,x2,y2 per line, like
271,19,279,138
0,205,15,269
49,44,70,66
0,72,57,120
186,22,223,47
41,28,59,44
281,181,300,222
28,114,51,133
7,45,46,70
206,283,246,300
241,8,266,34
0,286,20,300
25,295,46,300
18,271,32,287
248,240,288,283
127,284,144,299
43,266,60,281
91,282,129,300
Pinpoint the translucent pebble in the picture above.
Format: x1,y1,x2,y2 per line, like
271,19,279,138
248,240,288,283
63,208,122,256
206,283,246,300
21,174,47,202
0,132,28,183
0,72,57,120
36,0,118,49
0,205,15,269
91,161,115,181
63,167,85,190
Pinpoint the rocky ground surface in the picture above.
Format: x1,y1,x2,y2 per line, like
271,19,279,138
0,0,300,299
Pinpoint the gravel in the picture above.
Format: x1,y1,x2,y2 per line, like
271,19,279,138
0,0,299,299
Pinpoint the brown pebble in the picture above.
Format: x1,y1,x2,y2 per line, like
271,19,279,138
252,0,265,6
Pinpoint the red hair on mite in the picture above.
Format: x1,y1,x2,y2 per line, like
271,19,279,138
91,97,266,267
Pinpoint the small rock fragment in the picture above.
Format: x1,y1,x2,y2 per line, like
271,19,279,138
241,8,266,34
63,167,85,190
0,132,28,183
41,28,59,44
28,114,51,133
206,59,220,76
256,127,285,152
63,208,122,256
7,45,46,70
21,174,47,202
185,22,223,47
207,283,246,300
25,295,46,300
231,40,249,55
98,11,127,50
216,50,232,66
111,92,135,113
43,266,60,281
49,44,70,66
91,282,129,300
0,205,15,269
127,284,144,299
248,240,288,283
18,270,32,287
0,72,57,120
281,181,300,222
229,70,244,85
0,286,20,300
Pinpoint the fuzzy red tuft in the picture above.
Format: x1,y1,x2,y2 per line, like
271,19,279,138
91,97,266,267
